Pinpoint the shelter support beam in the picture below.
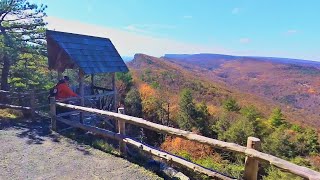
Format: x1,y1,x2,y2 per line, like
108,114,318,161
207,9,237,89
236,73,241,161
79,69,85,123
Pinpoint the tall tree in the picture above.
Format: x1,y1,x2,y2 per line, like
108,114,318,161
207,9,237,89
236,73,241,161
124,88,142,117
269,108,285,127
178,89,197,131
195,101,210,136
0,0,47,91
223,97,241,112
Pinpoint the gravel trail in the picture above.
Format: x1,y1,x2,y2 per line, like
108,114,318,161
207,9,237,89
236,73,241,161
0,119,161,180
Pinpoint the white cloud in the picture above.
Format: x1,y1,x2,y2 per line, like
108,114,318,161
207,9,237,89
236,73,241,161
240,38,250,44
232,8,240,14
124,25,151,34
45,16,229,56
183,15,193,19
124,24,176,36
286,29,298,35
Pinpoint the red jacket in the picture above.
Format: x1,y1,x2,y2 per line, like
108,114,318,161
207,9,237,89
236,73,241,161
56,82,78,100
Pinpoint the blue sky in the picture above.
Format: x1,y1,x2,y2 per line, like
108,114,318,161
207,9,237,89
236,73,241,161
32,0,320,61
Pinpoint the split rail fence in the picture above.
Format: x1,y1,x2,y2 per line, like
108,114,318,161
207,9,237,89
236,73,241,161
49,98,320,180
0,90,48,118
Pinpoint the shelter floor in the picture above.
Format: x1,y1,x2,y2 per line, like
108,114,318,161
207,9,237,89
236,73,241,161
0,118,161,180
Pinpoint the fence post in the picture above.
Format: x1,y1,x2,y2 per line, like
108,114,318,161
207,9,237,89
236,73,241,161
112,73,117,112
118,107,127,156
30,89,35,120
244,137,261,180
79,70,85,124
50,97,57,131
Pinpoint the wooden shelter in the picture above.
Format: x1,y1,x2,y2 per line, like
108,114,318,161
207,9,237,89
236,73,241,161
46,30,128,114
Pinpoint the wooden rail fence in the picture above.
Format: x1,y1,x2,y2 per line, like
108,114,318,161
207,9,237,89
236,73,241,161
0,90,48,118
49,98,320,180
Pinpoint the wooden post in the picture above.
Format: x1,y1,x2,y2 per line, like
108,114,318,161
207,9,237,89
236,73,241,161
118,107,127,156
30,89,35,120
50,97,57,131
244,137,261,180
91,74,94,95
79,69,85,123
112,73,117,112
18,92,22,106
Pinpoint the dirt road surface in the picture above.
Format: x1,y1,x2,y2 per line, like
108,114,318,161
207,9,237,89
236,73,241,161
0,119,162,180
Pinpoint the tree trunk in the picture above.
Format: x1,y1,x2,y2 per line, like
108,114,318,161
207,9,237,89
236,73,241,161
0,55,10,103
1,55,10,91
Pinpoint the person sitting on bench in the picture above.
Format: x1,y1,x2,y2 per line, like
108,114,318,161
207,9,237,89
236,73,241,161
56,76,78,100
56,76,78,116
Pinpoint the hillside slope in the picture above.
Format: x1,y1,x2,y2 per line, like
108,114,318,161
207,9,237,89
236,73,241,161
162,54,320,129
128,54,290,125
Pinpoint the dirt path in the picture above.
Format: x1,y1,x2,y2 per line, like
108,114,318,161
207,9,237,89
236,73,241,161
0,119,161,180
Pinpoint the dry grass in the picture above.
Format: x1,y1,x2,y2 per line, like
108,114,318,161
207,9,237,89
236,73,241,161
0,108,24,120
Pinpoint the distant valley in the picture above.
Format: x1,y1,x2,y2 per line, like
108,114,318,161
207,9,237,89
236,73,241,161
128,53,320,129
163,53,320,128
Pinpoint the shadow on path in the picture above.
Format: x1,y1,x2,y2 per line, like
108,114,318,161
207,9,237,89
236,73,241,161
0,117,60,145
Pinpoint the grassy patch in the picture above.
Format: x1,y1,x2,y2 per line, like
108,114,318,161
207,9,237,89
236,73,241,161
0,108,23,119
61,129,118,155
92,139,117,154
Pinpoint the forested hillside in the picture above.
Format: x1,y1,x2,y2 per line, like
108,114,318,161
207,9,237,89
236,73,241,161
164,54,320,129
120,53,320,179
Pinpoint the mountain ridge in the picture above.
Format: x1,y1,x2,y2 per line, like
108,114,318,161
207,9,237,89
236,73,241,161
128,53,320,129
163,53,320,67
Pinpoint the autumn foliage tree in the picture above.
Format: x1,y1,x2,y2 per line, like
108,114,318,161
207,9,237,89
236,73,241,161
116,72,133,104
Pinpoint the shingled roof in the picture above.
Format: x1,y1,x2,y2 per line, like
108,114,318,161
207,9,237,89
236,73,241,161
46,30,129,74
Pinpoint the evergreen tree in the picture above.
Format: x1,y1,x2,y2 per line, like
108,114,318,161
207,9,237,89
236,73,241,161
223,98,241,112
195,101,210,136
178,89,197,131
124,88,142,117
269,108,285,127
240,105,263,136
221,117,255,146
0,0,47,91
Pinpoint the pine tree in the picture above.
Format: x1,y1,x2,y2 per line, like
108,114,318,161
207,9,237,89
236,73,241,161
223,98,241,112
124,88,142,117
178,89,197,131
195,101,210,135
269,108,285,127
0,0,47,91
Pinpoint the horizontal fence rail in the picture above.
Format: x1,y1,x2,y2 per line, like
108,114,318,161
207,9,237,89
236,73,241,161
57,117,235,180
0,89,50,119
0,89,115,119
54,102,320,180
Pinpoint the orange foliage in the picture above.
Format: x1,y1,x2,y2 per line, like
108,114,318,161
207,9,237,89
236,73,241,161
309,155,320,170
161,136,213,159
139,83,156,101
207,105,220,115
308,88,317,94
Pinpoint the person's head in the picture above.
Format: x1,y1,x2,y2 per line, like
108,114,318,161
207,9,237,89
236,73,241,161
63,76,70,83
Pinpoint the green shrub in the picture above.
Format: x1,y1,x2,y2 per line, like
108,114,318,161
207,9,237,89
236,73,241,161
223,98,241,112
263,166,302,180
92,139,116,154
